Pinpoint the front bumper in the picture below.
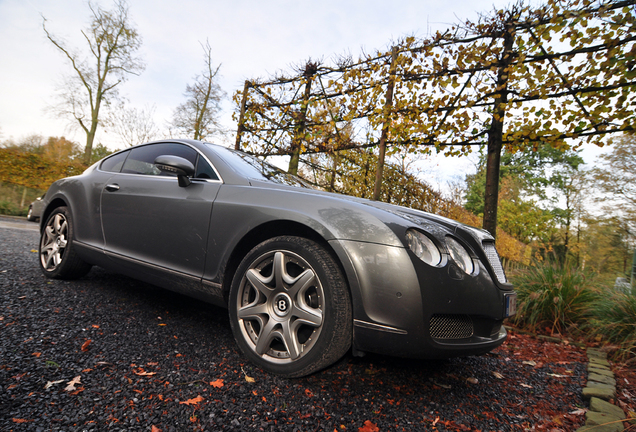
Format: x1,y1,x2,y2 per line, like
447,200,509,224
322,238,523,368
331,239,512,359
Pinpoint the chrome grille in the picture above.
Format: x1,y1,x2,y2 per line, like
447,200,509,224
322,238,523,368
483,242,507,283
429,314,473,339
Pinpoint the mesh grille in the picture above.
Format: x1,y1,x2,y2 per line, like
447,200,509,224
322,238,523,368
483,242,507,283
429,314,473,339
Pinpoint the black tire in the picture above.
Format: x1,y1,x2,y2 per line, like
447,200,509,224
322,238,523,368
39,206,92,280
229,236,352,378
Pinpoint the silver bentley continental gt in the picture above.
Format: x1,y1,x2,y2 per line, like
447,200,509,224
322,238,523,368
38,139,516,377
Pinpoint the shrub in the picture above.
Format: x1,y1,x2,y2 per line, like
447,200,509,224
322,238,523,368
510,261,600,335
587,290,636,361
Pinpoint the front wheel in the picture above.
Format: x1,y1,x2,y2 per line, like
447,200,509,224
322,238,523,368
229,236,352,377
39,206,92,280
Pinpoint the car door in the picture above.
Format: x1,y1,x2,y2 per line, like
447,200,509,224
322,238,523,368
100,142,221,278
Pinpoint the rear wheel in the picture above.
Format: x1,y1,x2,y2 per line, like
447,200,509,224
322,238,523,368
229,236,352,377
39,206,92,279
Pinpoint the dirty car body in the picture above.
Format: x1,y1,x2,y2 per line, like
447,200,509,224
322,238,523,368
38,139,516,377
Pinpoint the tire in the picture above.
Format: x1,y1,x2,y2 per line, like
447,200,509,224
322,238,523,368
39,206,92,280
26,206,36,222
229,236,352,377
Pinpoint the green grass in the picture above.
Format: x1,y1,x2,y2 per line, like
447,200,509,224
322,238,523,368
587,289,636,361
510,261,600,335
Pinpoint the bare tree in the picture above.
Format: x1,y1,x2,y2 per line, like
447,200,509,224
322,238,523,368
110,103,158,147
43,0,144,164
170,40,225,141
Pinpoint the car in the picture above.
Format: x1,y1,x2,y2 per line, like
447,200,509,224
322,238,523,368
27,193,47,222
37,139,516,377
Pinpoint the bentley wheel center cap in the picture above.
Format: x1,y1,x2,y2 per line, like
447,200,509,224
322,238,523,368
273,293,292,317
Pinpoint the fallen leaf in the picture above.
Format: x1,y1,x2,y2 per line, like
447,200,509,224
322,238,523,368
81,340,91,352
91,324,100,329
548,373,567,378
44,379,64,389
133,368,157,376
492,371,504,379
12,418,33,423
30,249,38,253
520,383,533,388
430,380,451,389
151,426,162,432
570,408,587,415
180,395,204,405
358,420,379,432
522,360,537,366
32,352,41,357
65,376,81,392
210,379,224,388
466,377,479,385
241,366,255,382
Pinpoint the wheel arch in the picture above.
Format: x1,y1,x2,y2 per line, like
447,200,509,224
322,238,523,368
39,198,69,232
220,220,351,304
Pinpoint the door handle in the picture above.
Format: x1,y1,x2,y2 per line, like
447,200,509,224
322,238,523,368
105,184,120,192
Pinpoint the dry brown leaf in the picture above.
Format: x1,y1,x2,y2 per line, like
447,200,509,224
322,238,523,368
80,340,91,352
358,420,380,432
133,368,157,376
492,371,504,379
180,395,204,405
210,379,224,388
64,376,81,392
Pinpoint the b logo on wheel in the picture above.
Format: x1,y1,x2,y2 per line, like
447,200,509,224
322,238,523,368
278,299,288,312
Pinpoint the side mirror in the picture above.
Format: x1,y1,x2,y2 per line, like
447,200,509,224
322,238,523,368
154,155,195,187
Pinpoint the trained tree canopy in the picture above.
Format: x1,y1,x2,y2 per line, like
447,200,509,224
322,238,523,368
234,0,636,237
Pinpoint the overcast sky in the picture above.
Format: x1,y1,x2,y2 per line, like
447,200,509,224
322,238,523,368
0,0,607,185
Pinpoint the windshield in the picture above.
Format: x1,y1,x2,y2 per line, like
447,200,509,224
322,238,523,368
207,145,313,188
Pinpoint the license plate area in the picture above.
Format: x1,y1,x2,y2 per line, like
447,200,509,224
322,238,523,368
504,293,517,317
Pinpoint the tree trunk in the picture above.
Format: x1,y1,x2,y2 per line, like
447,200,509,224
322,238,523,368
373,47,398,201
235,80,251,150
289,68,314,176
482,24,515,238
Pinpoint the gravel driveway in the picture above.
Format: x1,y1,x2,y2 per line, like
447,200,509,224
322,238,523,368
1,226,587,431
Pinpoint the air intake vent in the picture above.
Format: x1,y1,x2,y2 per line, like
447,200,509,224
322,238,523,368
482,242,507,284
430,314,473,339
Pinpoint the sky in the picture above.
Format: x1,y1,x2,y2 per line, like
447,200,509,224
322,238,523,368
0,0,609,186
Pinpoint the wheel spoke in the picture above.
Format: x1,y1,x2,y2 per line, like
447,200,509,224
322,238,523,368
292,304,322,327
238,302,268,322
280,321,301,359
246,269,274,298
286,269,315,297
254,319,278,355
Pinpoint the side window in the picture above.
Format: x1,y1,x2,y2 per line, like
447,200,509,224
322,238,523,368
195,156,219,180
121,143,198,176
100,150,130,173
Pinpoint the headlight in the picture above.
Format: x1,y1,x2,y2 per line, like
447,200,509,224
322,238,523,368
446,237,474,274
406,229,442,266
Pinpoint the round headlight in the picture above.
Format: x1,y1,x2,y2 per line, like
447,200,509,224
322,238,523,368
405,229,442,266
446,237,474,274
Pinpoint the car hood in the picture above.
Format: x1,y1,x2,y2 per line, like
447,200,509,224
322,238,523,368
247,179,494,245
